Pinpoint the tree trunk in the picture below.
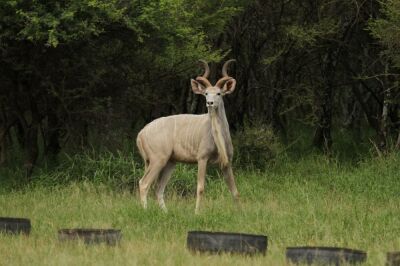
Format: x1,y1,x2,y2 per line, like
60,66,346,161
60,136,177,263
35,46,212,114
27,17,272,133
45,112,61,161
0,110,7,166
352,84,386,149
313,53,336,153
313,83,333,153
0,128,6,166
24,124,39,179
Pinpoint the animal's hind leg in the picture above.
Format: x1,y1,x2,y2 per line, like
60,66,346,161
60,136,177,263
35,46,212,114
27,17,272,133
139,159,167,209
156,161,176,212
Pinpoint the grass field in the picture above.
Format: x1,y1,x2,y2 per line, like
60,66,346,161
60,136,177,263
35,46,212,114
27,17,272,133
1,152,400,265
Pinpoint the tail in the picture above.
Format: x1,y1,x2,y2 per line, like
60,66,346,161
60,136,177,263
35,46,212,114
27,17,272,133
136,133,149,170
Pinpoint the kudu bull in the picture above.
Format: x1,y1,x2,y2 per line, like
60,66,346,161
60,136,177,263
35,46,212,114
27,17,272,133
136,60,239,214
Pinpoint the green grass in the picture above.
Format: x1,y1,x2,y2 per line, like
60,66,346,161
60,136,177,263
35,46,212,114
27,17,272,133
1,153,400,265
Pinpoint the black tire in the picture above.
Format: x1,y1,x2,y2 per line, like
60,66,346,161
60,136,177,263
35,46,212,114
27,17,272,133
387,252,400,266
286,246,367,265
58,229,121,245
0,217,31,235
187,231,267,255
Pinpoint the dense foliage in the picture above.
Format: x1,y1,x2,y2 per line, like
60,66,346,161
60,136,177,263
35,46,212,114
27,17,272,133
1,0,400,176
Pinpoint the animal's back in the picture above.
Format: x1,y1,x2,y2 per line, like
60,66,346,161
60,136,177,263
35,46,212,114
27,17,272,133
136,114,210,163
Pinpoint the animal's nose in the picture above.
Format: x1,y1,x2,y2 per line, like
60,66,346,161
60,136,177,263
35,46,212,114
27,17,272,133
207,101,214,106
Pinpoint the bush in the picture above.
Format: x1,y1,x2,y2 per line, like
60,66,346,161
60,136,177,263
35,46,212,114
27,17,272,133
233,123,283,169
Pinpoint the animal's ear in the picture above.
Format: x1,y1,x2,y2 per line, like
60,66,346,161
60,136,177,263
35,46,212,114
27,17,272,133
222,78,236,95
191,79,206,94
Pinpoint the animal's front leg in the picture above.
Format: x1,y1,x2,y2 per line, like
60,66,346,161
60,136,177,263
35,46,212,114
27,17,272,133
195,159,207,214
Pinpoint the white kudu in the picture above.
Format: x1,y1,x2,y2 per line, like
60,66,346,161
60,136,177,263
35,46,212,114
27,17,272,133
136,60,240,214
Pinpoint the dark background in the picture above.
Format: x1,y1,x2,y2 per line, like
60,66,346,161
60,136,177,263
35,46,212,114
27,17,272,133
1,0,399,178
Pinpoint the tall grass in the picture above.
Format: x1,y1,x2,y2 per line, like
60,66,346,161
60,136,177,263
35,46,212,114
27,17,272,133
1,147,400,265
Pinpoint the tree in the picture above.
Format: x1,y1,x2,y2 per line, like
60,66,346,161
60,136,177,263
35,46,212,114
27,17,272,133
0,0,240,176
369,0,400,150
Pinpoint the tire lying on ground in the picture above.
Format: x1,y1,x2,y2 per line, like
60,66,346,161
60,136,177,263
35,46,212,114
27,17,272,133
0,217,31,235
387,252,400,266
187,231,268,255
286,246,367,265
58,229,121,245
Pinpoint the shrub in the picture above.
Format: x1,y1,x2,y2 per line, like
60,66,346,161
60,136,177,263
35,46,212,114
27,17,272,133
233,122,283,169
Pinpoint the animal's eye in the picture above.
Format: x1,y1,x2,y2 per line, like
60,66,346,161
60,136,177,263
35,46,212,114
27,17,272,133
205,92,208,95
217,93,221,96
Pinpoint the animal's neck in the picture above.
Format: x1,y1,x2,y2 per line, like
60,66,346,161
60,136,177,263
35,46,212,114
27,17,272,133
208,100,232,167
